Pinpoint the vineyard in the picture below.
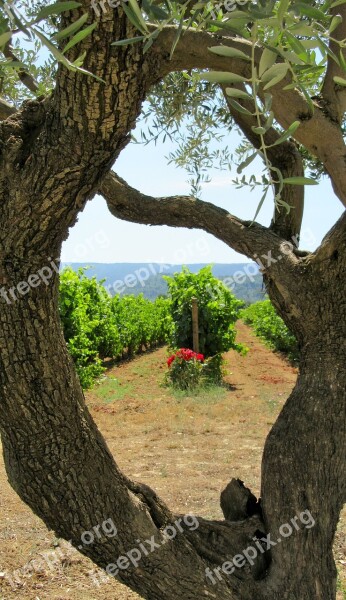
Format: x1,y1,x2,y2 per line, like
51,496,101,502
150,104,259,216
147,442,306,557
59,268,172,388
241,300,299,362
59,266,248,389
59,268,299,389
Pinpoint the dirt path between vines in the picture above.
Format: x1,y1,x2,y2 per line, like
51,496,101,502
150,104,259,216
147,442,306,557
0,322,345,599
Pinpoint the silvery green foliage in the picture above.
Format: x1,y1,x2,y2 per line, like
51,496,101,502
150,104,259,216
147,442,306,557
1,0,345,203
137,0,346,201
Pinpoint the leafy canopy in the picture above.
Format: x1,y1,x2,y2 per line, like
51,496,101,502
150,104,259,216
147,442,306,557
1,0,345,203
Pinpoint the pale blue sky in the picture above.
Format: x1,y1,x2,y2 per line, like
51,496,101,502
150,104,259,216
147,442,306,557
61,118,344,264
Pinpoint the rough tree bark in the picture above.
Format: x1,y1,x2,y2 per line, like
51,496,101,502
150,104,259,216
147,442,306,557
0,4,345,600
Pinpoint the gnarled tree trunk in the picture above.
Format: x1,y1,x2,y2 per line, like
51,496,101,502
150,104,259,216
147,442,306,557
258,226,346,600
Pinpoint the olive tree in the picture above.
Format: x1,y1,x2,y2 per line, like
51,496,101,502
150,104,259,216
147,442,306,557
0,1,345,599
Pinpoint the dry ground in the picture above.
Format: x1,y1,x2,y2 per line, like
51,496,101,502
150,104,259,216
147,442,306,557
0,322,345,599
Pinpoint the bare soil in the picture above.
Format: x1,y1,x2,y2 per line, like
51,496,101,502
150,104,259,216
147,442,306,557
0,321,345,599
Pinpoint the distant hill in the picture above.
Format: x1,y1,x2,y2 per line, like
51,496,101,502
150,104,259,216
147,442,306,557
61,262,266,304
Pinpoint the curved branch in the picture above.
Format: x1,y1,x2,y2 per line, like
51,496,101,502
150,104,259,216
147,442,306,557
152,26,346,208
312,209,346,263
100,171,309,363
99,171,302,285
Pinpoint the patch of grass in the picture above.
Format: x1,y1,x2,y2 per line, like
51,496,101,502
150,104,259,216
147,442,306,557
337,572,346,599
172,383,227,405
93,376,133,403
143,425,158,435
258,389,280,413
127,359,156,378
267,397,278,412
160,465,168,478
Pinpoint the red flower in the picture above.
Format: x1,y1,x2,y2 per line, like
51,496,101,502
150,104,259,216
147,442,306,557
167,348,204,367
167,355,175,367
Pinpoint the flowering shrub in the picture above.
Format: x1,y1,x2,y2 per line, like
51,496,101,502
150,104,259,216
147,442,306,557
166,347,225,390
166,348,204,390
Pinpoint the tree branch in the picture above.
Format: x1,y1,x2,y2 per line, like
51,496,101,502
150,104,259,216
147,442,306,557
220,85,304,242
153,26,346,208
2,41,39,94
100,171,300,275
49,5,162,170
321,3,346,123
0,97,17,120
100,170,309,367
312,209,346,263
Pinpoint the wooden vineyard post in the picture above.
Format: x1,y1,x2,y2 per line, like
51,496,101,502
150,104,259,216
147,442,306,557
191,297,199,353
